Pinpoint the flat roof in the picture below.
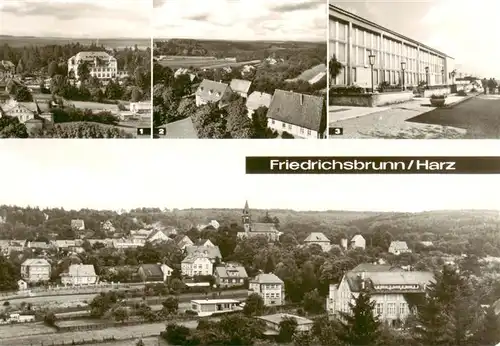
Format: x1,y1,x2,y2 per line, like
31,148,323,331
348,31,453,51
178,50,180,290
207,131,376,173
191,299,240,304
330,4,453,59
258,313,313,325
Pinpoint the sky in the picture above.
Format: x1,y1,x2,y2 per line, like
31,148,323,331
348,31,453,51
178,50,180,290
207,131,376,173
0,0,151,38
0,140,499,213
334,0,500,78
153,0,326,41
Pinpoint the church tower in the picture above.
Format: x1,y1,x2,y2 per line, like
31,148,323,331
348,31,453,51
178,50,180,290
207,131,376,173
242,200,251,232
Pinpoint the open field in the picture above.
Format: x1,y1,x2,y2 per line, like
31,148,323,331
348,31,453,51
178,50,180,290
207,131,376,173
87,336,160,346
0,322,55,339
0,320,207,346
67,101,120,113
157,58,261,69
286,63,326,82
0,36,150,49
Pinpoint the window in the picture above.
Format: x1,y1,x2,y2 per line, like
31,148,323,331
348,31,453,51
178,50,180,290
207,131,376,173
337,43,346,62
352,68,357,82
282,123,286,128
387,303,396,315
271,120,275,124
338,23,346,41
307,130,311,136
330,20,336,39
300,128,304,134
399,303,406,315
357,47,364,65
376,303,383,315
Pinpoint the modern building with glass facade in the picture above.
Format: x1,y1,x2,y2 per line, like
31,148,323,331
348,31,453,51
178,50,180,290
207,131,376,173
330,4,455,88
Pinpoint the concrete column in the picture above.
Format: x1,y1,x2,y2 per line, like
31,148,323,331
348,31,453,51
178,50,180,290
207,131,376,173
347,22,353,85
380,33,384,83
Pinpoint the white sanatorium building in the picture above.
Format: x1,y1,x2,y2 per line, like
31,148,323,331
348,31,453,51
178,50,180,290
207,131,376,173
327,263,433,327
68,51,119,80
330,4,455,88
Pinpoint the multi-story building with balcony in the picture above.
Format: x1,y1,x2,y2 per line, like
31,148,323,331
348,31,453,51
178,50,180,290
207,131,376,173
68,51,118,80
248,273,285,306
326,263,434,327
329,4,455,88
21,258,51,283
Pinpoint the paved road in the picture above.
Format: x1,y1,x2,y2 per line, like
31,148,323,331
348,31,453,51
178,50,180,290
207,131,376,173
407,94,500,138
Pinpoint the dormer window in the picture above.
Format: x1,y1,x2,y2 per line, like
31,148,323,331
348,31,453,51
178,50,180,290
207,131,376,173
200,87,204,91
208,90,213,95
216,92,221,97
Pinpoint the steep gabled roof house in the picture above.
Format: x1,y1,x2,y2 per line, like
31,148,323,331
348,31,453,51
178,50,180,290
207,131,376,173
229,79,252,98
266,90,325,139
71,219,85,230
195,79,232,107
246,91,272,117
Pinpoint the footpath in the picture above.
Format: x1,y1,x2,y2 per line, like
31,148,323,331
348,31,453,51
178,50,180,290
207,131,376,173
329,93,476,139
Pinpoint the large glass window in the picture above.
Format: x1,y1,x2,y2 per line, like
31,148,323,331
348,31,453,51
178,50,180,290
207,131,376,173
330,20,336,39
338,42,346,62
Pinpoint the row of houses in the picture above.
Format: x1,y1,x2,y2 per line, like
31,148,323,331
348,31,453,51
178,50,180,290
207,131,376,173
166,77,325,139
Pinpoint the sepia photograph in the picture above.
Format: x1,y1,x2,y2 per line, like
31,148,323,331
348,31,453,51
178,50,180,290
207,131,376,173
0,140,499,345
152,0,327,139
329,0,500,139
0,0,152,139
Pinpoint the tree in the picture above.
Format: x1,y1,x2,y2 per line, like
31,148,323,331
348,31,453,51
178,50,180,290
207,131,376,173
225,98,253,138
16,59,24,74
77,61,90,82
0,256,19,290
277,316,298,343
131,87,142,102
136,339,145,346
474,307,500,345
162,296,179,314
293,331,314,346
243,293,264,316
14,86,33,102
336,290,382,346
329,55,343,83
303,289,324,314
43,312,56,327
112,306,129,323
48,61,58,77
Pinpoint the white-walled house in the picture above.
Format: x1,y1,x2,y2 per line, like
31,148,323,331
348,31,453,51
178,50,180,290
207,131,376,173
388,241,412,255
248,273,285,306
181,254,213,277
60,264,98,286
303,232,331,252
246,91,272,118
327,263,433,327
21,258,51,283
229,79,252,98
351,234,366,250
67,51,118,80
195,79,232,108
266,90,325,139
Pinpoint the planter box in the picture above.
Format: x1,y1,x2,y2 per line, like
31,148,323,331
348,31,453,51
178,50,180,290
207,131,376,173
423,86,451,98
331,91,414,107
430,98,446,107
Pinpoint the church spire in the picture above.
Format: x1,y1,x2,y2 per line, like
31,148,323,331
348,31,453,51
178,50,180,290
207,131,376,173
242,200,251,232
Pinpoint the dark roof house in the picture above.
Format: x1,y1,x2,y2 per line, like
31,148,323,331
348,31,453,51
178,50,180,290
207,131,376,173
138,264,164,281
266,90,325,136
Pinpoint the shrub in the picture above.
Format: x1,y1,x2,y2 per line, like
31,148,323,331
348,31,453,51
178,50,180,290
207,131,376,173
330,85,366,96
281,131,294,139
3,301,9,306
184,309,197,316
430,94,446,99
457,89,467,96
471,88,477,92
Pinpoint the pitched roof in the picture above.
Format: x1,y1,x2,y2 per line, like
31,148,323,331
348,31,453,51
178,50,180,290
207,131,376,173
351,263,403,273
345,270,433,292
139,264,164,278
194,239,212,246
165,117,198,139
246,91,272,111
250,223,279,233
195,79,230,103
266,89,324,132
22,258,50,266
251,273,283,284
351,234,365,242
229,79,251,95
71,219,85,228
74,51,114,60
185,245,222,259
389,241,409,249
304,232,330,243
65,264,96,277
215,264,248,278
